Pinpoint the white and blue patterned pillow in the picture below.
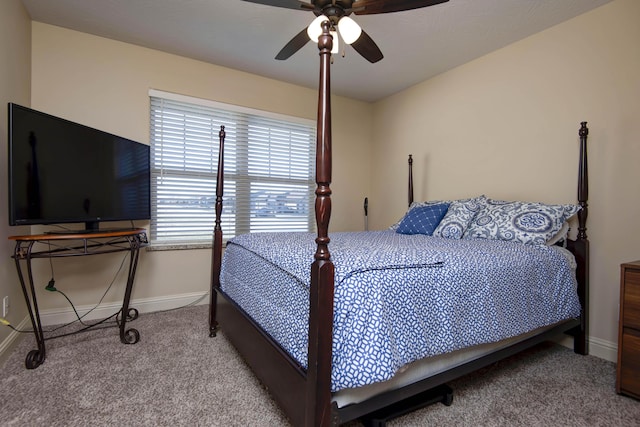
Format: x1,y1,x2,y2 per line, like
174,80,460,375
395,203,450,235
546,221,570,246
463,198,581,245
433,196,486,239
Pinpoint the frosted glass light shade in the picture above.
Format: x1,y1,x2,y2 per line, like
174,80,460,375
338,16,362,44
307,15,329,42
330,30,339,53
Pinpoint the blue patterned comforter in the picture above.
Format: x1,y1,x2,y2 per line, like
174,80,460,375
220,230,581,392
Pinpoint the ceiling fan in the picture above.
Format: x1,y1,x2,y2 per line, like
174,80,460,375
241,0,449,63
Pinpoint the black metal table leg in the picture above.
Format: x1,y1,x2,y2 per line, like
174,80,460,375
118,235,141,344
13,241,46,369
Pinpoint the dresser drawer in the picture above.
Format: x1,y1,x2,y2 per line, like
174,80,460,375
623,269,640,330
619,330,640,398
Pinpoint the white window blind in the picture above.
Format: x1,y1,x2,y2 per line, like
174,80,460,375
149,90,316,243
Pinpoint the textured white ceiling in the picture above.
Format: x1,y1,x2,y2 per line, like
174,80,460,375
21,0,613,102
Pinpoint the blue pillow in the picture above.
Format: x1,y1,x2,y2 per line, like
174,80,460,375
396,203,450,235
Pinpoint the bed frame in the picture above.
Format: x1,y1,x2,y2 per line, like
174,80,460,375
209,22,589,427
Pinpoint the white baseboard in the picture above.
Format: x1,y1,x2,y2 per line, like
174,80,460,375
588,336,618,362
555,335,617,362
39,291,210,326
0,317,31,366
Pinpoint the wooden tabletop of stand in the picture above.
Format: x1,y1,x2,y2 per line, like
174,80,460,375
8,228,147,241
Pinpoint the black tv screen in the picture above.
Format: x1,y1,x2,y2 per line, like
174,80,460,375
8,103,150,231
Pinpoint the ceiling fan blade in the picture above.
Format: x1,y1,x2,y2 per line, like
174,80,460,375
350,29,383,63
240,0,314,11
275,28,311,60
352,0,448,15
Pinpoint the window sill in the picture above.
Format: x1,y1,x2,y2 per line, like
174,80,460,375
146,242,213,252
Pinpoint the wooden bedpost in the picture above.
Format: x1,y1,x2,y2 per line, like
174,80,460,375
209,125,225,338
568,121,589,355
306,20,336,427
408,154,414,207
577,122,588,241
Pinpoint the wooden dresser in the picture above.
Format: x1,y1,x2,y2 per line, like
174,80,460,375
617,261,640,399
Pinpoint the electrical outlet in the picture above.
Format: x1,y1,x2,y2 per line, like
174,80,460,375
2,296,9,318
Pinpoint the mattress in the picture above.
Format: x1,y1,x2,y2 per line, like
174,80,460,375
220,230,581,392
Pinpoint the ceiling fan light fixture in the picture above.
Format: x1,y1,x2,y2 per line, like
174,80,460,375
307,15,329,42
337,16,362,45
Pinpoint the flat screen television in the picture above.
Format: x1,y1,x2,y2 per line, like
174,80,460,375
8,103,150,232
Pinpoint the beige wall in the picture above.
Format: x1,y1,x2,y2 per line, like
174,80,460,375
370,0,640,355
0,0,31,359
0,0,31,353
28,23,372,311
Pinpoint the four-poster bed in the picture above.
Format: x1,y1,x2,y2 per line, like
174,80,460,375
208,23,589,427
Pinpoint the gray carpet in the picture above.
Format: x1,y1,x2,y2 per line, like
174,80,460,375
1,305,638,426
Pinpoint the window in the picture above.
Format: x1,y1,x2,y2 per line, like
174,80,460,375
149,90,316,244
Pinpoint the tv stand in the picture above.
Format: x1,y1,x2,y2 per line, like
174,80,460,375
8,228,148,369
